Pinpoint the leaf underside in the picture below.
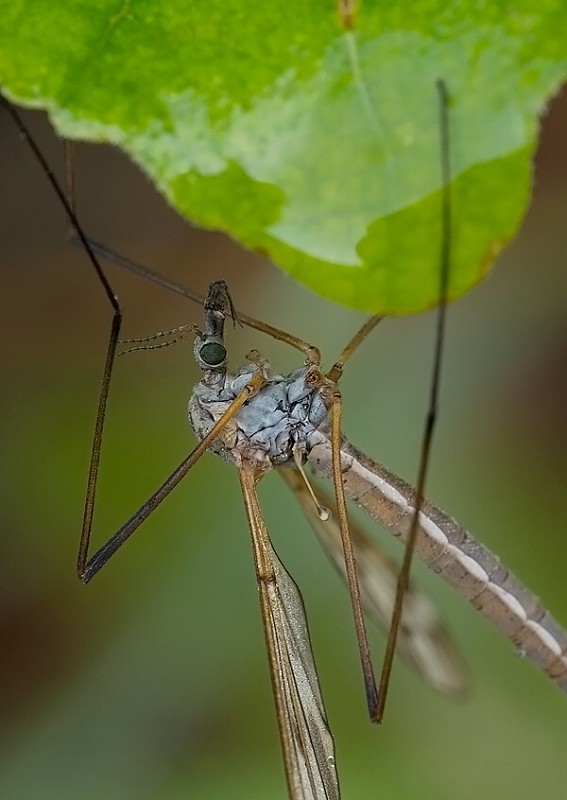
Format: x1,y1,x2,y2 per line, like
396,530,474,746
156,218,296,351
1,1,566,312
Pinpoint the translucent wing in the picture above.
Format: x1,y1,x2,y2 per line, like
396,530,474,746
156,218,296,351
239,466,340,800
279,467,468,697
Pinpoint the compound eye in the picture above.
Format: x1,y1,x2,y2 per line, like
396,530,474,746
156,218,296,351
199,341,227,367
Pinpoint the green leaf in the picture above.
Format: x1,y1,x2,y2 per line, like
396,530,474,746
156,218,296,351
1,1,566,312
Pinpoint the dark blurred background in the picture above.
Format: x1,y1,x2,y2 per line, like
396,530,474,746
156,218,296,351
0,85,566,799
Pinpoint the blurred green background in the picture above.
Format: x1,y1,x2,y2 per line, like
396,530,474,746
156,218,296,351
1,84,566,800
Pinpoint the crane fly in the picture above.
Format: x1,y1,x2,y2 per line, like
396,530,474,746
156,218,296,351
3,79,567,800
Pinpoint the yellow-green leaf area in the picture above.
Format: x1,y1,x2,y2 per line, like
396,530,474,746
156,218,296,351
1,1,566,312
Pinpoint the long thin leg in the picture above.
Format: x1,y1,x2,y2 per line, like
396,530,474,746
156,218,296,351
0,98,125,585
327,387,379,720
0,98,272,590
325,315,383,383
74,238,323,364
373,78,452,720
78,371,267,582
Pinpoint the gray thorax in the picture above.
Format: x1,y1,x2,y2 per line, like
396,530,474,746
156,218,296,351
188,360,329,473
